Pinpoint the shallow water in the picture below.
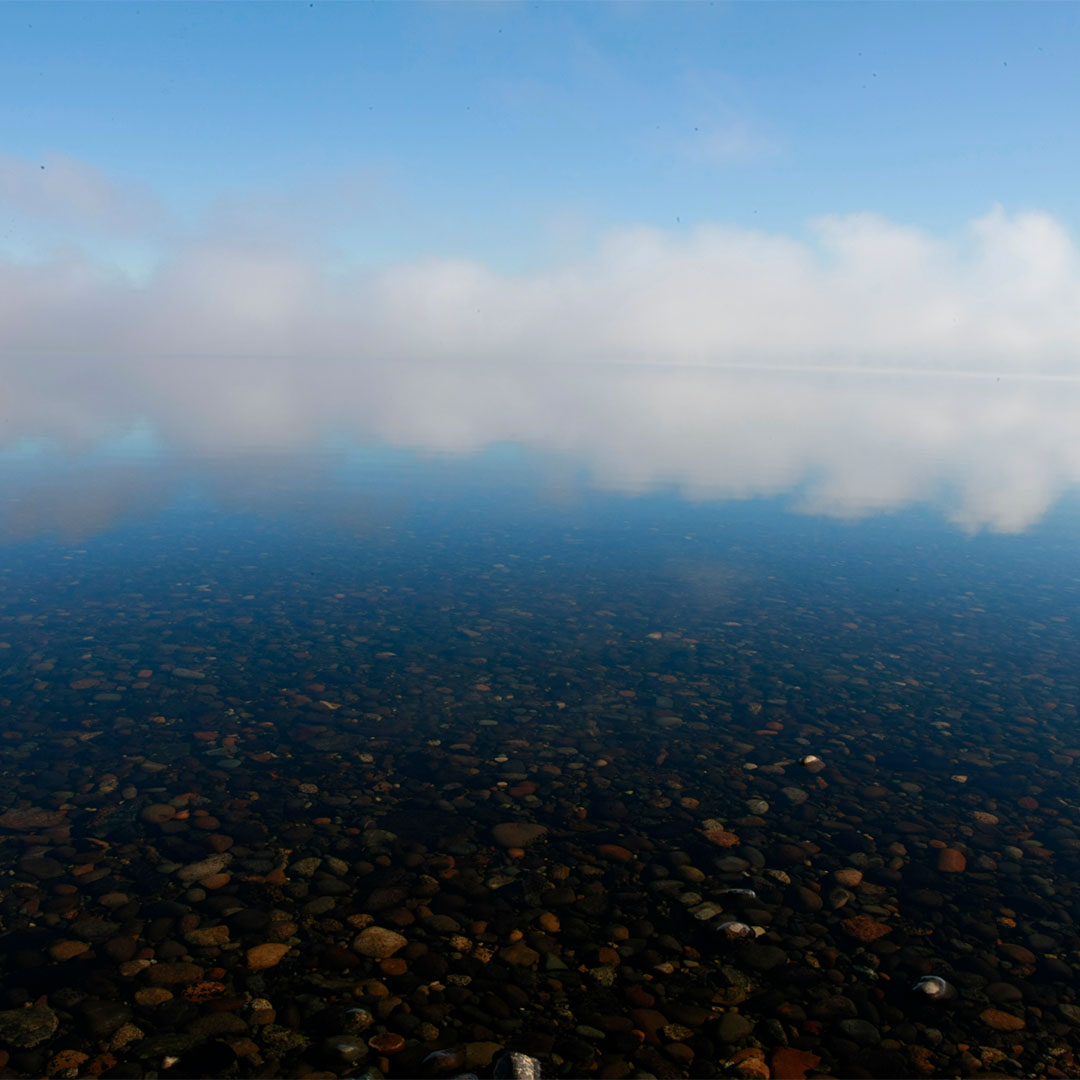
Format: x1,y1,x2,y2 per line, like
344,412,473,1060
2,372,1080,1080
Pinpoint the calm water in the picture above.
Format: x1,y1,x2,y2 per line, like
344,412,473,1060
2,369,1080,1080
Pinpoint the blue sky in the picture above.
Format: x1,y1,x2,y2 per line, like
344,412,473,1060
3,2,1079,269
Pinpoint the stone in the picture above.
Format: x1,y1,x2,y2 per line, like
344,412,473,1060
0,807,66,831
771,1047,821,1079
979,1008,1024,1031
0,1003,59,1047
141,804,176,824
492,822,548,849
19,855,64,878
144,962,205,986
353,926,408,959
246,943,291,969
596,843,634,863
841,915,892,942
499,941,540,967
175,853,231,884
936,848,966,873
135,988,173,1006
718,1012,755,1042
185,925,230,947
839,1018,881,1045
833,868,863,887
703,829,740,848
49,940,91,961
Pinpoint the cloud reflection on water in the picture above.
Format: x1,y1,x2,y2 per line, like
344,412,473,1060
3,362,1080,541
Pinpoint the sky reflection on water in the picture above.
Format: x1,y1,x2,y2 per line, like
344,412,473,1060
4,363,1080,543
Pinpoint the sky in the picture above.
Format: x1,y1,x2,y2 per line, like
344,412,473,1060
3,1,1080,506
3,2,1080,269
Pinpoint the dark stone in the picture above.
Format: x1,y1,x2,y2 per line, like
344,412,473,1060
77,999,133,1038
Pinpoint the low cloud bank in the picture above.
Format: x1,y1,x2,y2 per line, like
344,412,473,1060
4,156,1080,535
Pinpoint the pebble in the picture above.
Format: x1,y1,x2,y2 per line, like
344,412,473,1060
246,943,291,969
718,1012,755,1042
492,822,549,848
979,1008,1025,1031
0,1004,59,1048
353,926,408,958
175,852,232,883
936,847,967,873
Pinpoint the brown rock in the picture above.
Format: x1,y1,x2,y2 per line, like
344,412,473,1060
999,942,1037,965
144,962,205,986
354,926,408,959
246,943,290,970
368,1032,405,1054
134,988,173,1006
840,916,892,943
771,1047,821,1079
936,848,966,873
49,940,91,961
492,822,548,849
596,844,634,863
703,829,740,848
47,1050,89,1074
185,925,230,947
630,1008,669,1046
499,941,540,967
908,1045,936,1076
979,1007,1025,1031
833,868,863,887
140,804,176,825
0,807,66,831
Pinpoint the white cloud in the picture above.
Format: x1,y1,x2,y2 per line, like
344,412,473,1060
0,152,164,235
4,154,1080,535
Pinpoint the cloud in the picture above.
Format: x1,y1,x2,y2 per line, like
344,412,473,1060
679,120,779,163
0,152,164,235
4,155,1080,536
3,191,1079,371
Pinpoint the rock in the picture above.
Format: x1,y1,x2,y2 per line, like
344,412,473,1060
78,1000,133,1038
19,855,64,878
0,1003,59,1047
368,1032,405,1054
979,1008,1024,1031
47,1050,89,1074
738,943,788,972
247,943,291,969
0,807,66,831
839,1018,880,1045
175,853,231,884
144,962,205,986
936,848,966,873
49,940,91,961
596,843,634,863
465,1041,505,1068
841,915,892,942
141,804,176,824
187,1013,249,1039
182,926,227,948
499,941,540,967
833,868,863,887
353,926,407,959
771,1047,821,1079
492,822,548,849
134,988,173,1007
790,885,822,913
718,1012,755,1042
703,829,740,848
